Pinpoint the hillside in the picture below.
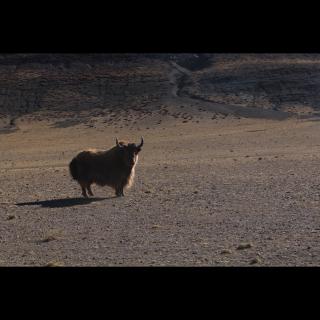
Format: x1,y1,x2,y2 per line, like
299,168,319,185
1,54,320,131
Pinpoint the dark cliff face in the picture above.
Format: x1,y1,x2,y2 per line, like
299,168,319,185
0,53,320,119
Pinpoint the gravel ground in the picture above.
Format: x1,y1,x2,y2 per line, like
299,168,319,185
0,115,319,266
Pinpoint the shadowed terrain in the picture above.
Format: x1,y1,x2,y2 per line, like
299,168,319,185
1,53,320,132
16,197,110,208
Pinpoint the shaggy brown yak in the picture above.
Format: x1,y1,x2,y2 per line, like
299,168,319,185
69,137,143,197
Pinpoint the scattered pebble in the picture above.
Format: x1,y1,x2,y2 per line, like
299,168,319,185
7,215,16,220
220,249,232,255
41,235,58,243
249,258,261,265
236,243,253,250
44,261,64,267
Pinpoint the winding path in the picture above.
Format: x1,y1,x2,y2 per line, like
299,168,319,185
168,60,291,120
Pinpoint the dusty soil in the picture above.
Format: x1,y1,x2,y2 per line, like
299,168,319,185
0,54,319,266
0,114,319,266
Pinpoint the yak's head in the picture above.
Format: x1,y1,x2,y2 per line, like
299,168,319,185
116,137,144,167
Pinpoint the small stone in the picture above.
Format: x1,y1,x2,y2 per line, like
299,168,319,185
44,261,64,267
249,258,261,265
220,249,232,255
41,235,57,243
236,243,253,250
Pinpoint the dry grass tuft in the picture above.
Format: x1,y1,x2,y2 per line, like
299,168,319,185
38,230,62,244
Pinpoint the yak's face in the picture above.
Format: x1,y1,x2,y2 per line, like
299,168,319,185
116,137,143,168
122,144,141,167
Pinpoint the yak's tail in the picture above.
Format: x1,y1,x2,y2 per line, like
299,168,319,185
69,158,78,180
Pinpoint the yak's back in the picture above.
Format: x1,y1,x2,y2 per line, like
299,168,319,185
75,146,120,170
76,149,103,159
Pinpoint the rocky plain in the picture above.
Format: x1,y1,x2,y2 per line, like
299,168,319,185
0,53,319,266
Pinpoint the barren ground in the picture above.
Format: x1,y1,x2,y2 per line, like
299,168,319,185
0,54,319,266
0,114,319,266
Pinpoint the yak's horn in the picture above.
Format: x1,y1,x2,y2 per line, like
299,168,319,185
116,138,123,148
137,136,144,148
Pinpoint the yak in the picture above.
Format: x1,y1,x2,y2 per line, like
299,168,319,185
69,137,143,197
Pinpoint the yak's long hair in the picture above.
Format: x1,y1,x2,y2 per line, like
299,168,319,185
69,137,143,197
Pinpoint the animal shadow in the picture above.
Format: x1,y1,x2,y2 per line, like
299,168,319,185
16,197,114,208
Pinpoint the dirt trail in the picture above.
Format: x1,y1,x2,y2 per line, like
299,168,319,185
168,60,291,120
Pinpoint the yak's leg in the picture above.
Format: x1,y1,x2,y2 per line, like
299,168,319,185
81,186,88,198
115,185,124,197
119,185,125,197
87,184,94,197
115,187,121,197
79,182,88,198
